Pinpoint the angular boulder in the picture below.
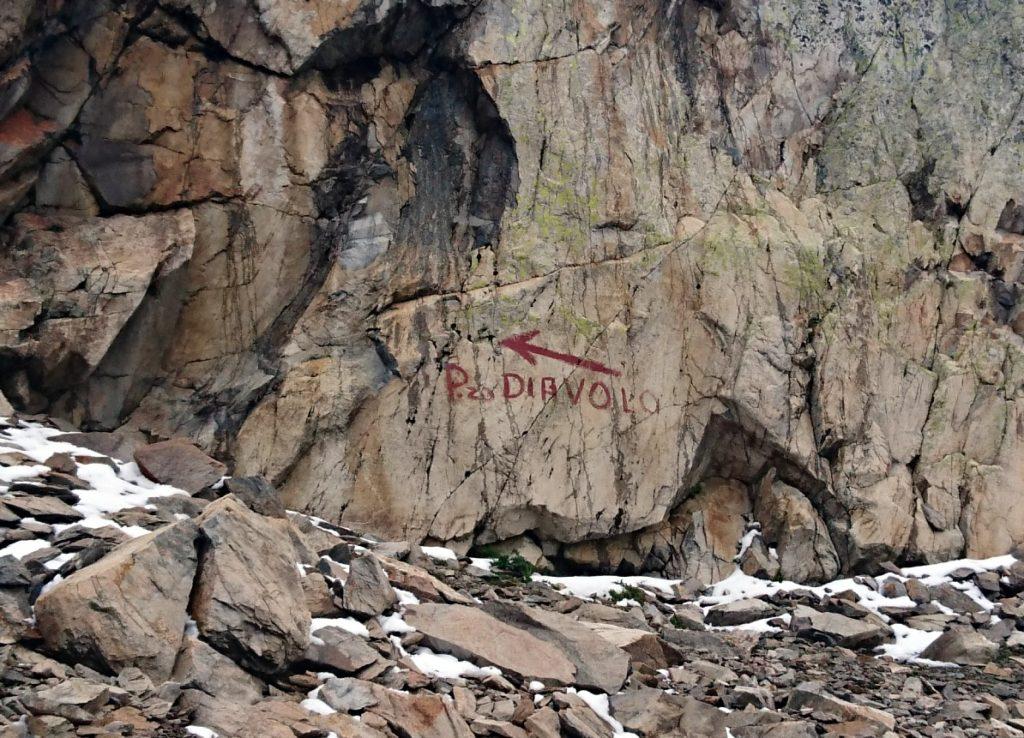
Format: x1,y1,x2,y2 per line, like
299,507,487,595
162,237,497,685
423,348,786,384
306,626,380,673
920,627,999,665
191,496,310,674
403,603,576,685
706,598,776,627
35,520,198,681
789,605,893,649
172,635,266,704
134,438,226,494
342,555,397,617
481,601,629,693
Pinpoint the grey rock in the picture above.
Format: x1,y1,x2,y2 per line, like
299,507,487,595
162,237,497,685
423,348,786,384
790,605,894,649
706,598,776,627
134,438,226,494
920,627,999,665
191,497,310,674
307,626,380,673
342,555,398,617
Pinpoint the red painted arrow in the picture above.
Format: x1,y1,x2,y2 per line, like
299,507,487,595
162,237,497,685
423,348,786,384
499,330,621,377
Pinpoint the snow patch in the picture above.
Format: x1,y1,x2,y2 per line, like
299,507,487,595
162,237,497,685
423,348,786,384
421,546,458,561
311,617,369,639
568,688,638,738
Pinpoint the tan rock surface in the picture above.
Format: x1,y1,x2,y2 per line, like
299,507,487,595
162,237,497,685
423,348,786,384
34,520,198,682
403,603,577,685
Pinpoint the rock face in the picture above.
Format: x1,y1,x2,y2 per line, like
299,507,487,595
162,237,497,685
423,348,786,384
1,0,1024,583
34,520,198,682
3,419,1024,738
191,497,311,674
403,603,577,684
134,439,226,494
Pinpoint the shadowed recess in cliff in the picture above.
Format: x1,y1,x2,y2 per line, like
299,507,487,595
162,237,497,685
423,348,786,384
386,68,518,302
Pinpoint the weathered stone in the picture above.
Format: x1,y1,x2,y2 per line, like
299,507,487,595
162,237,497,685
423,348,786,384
306,626,380,673
403,603,576,684
342,555,397,617
786,682,896,731
481,602,629,693
920,627,999,666
706,599,777,627
319,677,380,712
1,0,1024,600
191,496,310,674
172,634,266,704
134,438,226,494
789,605,893,649
34,520,198,681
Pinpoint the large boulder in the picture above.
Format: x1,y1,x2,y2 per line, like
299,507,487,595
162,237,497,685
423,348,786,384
789,605,894,649
134,438,226,494
754,475,841,584
172,635,266,704
35,520,198,681
402,603,576,685
190,496,310,674
920,627,999,665
481,602,630,693
342,555,397,617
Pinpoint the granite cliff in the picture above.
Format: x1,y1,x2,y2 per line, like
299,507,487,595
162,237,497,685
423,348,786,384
1,0,1023,583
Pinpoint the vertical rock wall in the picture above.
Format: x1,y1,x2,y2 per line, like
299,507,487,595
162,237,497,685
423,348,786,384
1,0,1022,582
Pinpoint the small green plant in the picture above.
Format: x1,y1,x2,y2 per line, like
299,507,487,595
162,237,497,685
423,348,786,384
607,583,647,605
669,614,687,629
491,553,535,583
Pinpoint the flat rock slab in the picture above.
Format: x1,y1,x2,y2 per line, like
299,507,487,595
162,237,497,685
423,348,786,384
790,605,893,649
481,601,629,693
705,598,776,627
134,438,226,494
920,627,998,665
377,555,474,605
403,603,576,685
2,494,83,523
307,627,380,673
34,519,198,682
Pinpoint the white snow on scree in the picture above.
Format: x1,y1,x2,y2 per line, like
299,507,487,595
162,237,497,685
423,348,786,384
420,546,1014,664
0,418,190,560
